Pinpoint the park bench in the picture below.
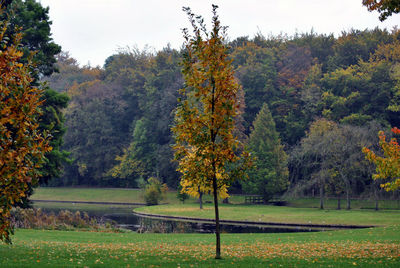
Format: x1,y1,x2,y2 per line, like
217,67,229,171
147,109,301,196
244,195,264,204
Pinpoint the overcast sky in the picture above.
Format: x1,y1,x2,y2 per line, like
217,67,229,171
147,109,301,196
40,0,400,67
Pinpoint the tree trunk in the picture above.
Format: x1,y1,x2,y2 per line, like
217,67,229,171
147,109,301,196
374,184,379,211
199,191,203,210
319,183,324,210
212,175,221,259
346,188,351,210
337,194,341,210
397,191,400,209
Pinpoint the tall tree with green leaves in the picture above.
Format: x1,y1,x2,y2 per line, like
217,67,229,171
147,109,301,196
243,103,289,202
2,0,61,77
172,5,251,259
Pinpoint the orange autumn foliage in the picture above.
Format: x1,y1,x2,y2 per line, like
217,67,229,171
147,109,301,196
172,5,252,259
363,0,400,21
173,6,251,201
0,10,51,243
362,127,400,191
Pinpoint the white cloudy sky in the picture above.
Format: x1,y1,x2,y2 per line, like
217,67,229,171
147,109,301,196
40,0,400,67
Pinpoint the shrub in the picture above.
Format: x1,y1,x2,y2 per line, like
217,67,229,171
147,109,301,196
144,177,168,205
177,183,189,203
10,207,118,231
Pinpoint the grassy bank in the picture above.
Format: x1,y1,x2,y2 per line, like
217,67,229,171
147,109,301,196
32,187,400,209
31,187,147,203
31,187,244,205
1,225,399,267
5,187,399,266
135,203,400,226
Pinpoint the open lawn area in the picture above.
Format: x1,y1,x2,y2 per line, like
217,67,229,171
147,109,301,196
18,187,400,267
30,187,244,205
135,203,400,227
1,225,399,267
31,187,149,203
32,187,400,210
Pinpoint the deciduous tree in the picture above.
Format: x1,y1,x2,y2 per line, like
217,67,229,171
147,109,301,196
2,0,61,77
363,0,400,21
363,127,400,191
1,0,68,197
0,14,51,243
172,5,251,259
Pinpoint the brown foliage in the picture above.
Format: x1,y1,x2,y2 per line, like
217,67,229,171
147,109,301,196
10,207,119,231
0,10,51,243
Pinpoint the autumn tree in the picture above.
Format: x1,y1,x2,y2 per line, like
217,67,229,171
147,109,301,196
0,12,51,243
363,127,400,191
1,0,68,199
363,0,400,21
243,103,289,202
172,5,251,259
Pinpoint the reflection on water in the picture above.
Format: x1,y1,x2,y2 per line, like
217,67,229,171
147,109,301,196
134,217,321,233
40,206,322,233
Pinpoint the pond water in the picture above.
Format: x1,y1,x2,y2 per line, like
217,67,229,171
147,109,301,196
39,205,326,234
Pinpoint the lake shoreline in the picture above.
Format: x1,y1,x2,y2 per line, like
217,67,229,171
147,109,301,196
132,210,375,230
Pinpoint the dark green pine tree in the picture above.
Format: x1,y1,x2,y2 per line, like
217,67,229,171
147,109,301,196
243,103,289,202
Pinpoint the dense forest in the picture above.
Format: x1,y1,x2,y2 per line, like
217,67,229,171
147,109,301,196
41,27,400,202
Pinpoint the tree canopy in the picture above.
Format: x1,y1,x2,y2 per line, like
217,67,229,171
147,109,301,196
363,127,400,191
0,12,51,243
40,15,400,205
172,5,251,259
363,0,400,21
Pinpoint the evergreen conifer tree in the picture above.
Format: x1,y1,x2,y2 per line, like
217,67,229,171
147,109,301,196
244,103,289,202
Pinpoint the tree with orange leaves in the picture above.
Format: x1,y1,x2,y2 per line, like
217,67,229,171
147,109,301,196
172,5,252,259
0,9,51,243
363,127,400,191
363,0,400,21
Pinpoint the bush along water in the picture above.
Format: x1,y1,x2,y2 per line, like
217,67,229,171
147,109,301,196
10,207,123,232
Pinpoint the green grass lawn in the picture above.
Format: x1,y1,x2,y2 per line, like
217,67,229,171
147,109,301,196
135,203,400,226
21,187,399,267
31,187,245,205
286,197,400,210
0,225,398,267
32,187,400,209
31,187,147,203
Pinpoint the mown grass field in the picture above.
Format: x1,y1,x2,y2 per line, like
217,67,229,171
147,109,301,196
30,187,245,205
31,187,148,203
32,187,400,209
135,203,400,226
1,225,399,267
13,187,399,267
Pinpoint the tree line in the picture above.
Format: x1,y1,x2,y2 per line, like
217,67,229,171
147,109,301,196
43,26,400,203
2,0,400,203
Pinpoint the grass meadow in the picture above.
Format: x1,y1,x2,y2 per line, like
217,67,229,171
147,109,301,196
0,187,396,267
0,225,399,267
135,203,399,226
